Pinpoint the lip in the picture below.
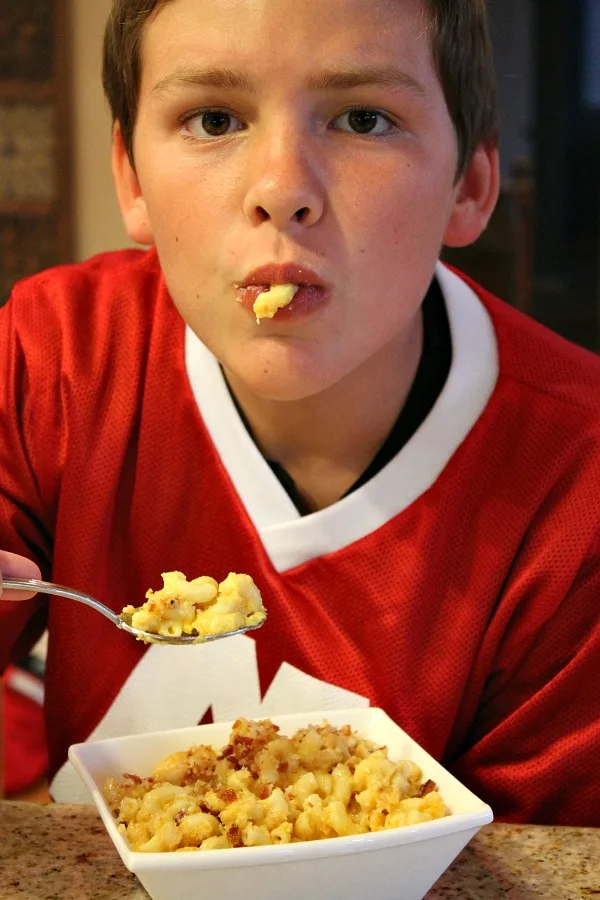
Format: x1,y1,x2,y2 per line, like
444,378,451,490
237,263,330,290
235,262,332,322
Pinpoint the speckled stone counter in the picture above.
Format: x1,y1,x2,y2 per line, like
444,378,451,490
426,822,599,898
0,802,598,899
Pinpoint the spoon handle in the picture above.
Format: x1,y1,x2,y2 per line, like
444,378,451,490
1,576,122,626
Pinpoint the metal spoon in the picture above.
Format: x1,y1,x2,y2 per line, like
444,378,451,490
1,576,266,645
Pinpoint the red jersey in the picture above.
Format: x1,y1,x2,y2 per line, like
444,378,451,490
1,249,599,826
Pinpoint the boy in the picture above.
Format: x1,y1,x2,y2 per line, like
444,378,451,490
1,0,599,824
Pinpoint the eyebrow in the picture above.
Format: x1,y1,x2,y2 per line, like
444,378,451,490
152,67,251,95
307,66,427,95
151,65,426,97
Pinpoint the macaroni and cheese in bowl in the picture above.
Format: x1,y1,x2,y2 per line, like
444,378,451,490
103,717,447,852
69,708,493,900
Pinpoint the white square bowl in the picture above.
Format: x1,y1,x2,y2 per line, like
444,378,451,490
69,707,493,900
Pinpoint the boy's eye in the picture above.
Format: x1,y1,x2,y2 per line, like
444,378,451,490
183,110,244,138
333,108,393,135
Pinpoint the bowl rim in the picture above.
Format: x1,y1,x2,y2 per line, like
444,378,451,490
68,706,494,873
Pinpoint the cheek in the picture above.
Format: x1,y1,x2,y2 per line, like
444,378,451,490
339,156,455,249
143,190,224,282
349,183,452,279
336,166,455,326
137,150,220,238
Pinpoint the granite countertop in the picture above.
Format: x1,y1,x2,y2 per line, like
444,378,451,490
0,801,598,899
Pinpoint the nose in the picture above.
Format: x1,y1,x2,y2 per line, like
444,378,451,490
243,126,325,230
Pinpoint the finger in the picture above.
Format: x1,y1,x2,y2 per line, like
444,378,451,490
0,551,42,601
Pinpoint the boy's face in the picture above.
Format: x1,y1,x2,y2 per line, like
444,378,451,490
115,0,496,401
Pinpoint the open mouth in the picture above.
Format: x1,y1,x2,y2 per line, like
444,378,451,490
235,264,331,323
236,283,329,322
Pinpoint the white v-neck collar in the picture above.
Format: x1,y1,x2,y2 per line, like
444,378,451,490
185,263,498,572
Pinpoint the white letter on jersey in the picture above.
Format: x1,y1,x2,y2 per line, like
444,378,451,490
51,635,369,802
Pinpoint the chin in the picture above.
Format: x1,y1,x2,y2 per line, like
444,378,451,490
241,372,328,403
229,353,340,403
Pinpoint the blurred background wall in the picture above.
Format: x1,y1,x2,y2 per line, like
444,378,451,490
444,0,600,352
71,0,130,259
0,0,131,309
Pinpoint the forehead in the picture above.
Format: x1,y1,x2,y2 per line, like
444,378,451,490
140,0,435,85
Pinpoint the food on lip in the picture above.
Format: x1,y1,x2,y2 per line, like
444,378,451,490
103,718,448,852
121,571,266,643
253,283,299,323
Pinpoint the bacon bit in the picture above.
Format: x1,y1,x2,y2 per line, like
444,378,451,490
417,780,437,798
216,789,238,803
227,824,243,847
147,777,156,784
381,809,389,816
219,753,243,771
219,745,235,759
123,773,142,784
235,735,255,746
199,803,212,815
259,785,272,800
174,810,186,826
277,761,289,774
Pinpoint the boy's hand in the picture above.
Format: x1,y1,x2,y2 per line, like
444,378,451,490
0,551,42,601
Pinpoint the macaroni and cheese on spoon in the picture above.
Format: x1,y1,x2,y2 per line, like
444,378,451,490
2,571,267,645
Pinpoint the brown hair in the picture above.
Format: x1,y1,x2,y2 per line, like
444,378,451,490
103,0,498,175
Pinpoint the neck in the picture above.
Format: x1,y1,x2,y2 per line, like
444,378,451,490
224,311,423,511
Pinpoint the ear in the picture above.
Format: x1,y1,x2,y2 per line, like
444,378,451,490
443,142,500,248
111,122,155,246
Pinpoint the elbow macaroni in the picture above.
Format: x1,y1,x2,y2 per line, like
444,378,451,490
121,571,266,642
103,718,448,852
253,283,299,322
